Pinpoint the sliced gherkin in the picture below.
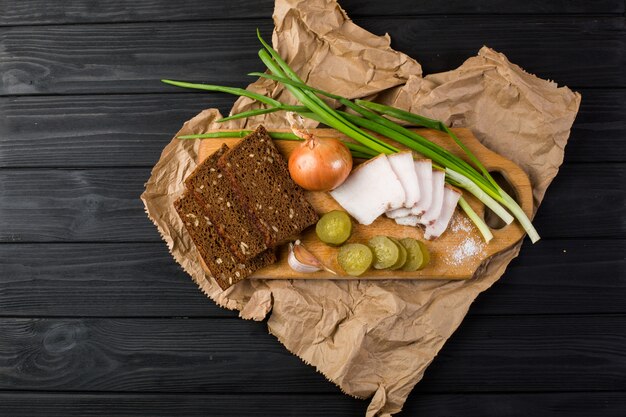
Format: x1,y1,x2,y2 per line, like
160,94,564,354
316,210,352,246
399,238,430,271
368,235,399,269
388,237,408,270
337,243,373,276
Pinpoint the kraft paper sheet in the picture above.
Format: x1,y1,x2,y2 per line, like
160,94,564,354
141,0,581,414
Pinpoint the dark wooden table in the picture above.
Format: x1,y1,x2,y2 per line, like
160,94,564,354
1,1,624,416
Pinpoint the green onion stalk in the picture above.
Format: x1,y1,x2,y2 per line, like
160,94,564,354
161,30,539,244
245,72,536,240
178,130,376,160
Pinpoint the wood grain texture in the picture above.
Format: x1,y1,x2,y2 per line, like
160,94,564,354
0,393,366,417
0,0,275,25
0,94,237,168
568,89,626,162
359,17,626,87
0,22,275,95
1,392,625,417
403,391,626,417
199,129,533,280
417,314,626,393
1,1,624,414
1,88,621,168
532,162,625,238
1,316,624,393
470,239,626,315
0,243,235,318
0,393,367,417
0,240,623,317
1,0,623,26
0,168,157,242
0,318,344,394
0,164,621,242
1,17,623,96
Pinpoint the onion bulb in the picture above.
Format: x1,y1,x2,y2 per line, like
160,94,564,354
287,112,352,192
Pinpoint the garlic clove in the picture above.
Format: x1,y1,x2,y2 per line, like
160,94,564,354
287,240,337,274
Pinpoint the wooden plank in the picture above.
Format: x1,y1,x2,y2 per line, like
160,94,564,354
359,17,626,87
0,0,274,25
0,243,235,318
471,239,626,315
0,392,625,417
0,22,274,95
532,163,625,238
0,17,623,96
0,94,236,168
0,240,623,317
568,89,626,162
0,168,158,242
0,164,621,243
1,0,622,26
401,392,626,417
0,316,624,393
415,314,626,393
343,0,626,15
0,318,339,393
0,393,365,417
1,88,620,168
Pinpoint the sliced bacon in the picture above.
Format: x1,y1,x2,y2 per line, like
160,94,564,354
330,154,405,225
424,186,461,240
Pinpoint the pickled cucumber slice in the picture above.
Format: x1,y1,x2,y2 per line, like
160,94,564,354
368,236,399,269
388,237,408,270
400,238,430,271
416,240,431,269
316,210,352,246
399,238,422,271
337,243,373,276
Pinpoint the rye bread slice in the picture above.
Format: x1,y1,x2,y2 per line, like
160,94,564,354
185,144,268,261
174,191,276,290
217,125,318,246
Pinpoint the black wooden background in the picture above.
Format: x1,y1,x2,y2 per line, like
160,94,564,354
0,1,625,416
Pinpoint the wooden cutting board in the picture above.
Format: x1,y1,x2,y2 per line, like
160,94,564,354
198,128,533,280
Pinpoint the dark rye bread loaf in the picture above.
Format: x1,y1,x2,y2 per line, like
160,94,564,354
185,144,268,261
217,125,318,246
174,191,276,290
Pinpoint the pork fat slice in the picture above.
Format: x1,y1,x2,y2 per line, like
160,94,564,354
385,207,412,219
394,215,421,227
420,169,445,225
424,187,461,240
330,154,405,225
387,152,419,207
411,160,433,216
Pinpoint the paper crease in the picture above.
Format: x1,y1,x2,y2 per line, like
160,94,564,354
140,0,581,415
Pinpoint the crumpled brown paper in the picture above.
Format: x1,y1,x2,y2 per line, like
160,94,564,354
141,0,581,415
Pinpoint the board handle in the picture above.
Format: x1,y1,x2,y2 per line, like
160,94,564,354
476,144,534,245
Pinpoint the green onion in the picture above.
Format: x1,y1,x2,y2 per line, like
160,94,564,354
330,110,516,225
354,100,539,243
247,67,537,242
261,50,397,155
217,105,307,122
250,71,488,191
218,107,283,122
161,79,282,108
176,130,377,158
160,29,540,243
458,197,493,243
178,131,298,140
256,30,397,154
356,99,500,189
445,168,514,224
